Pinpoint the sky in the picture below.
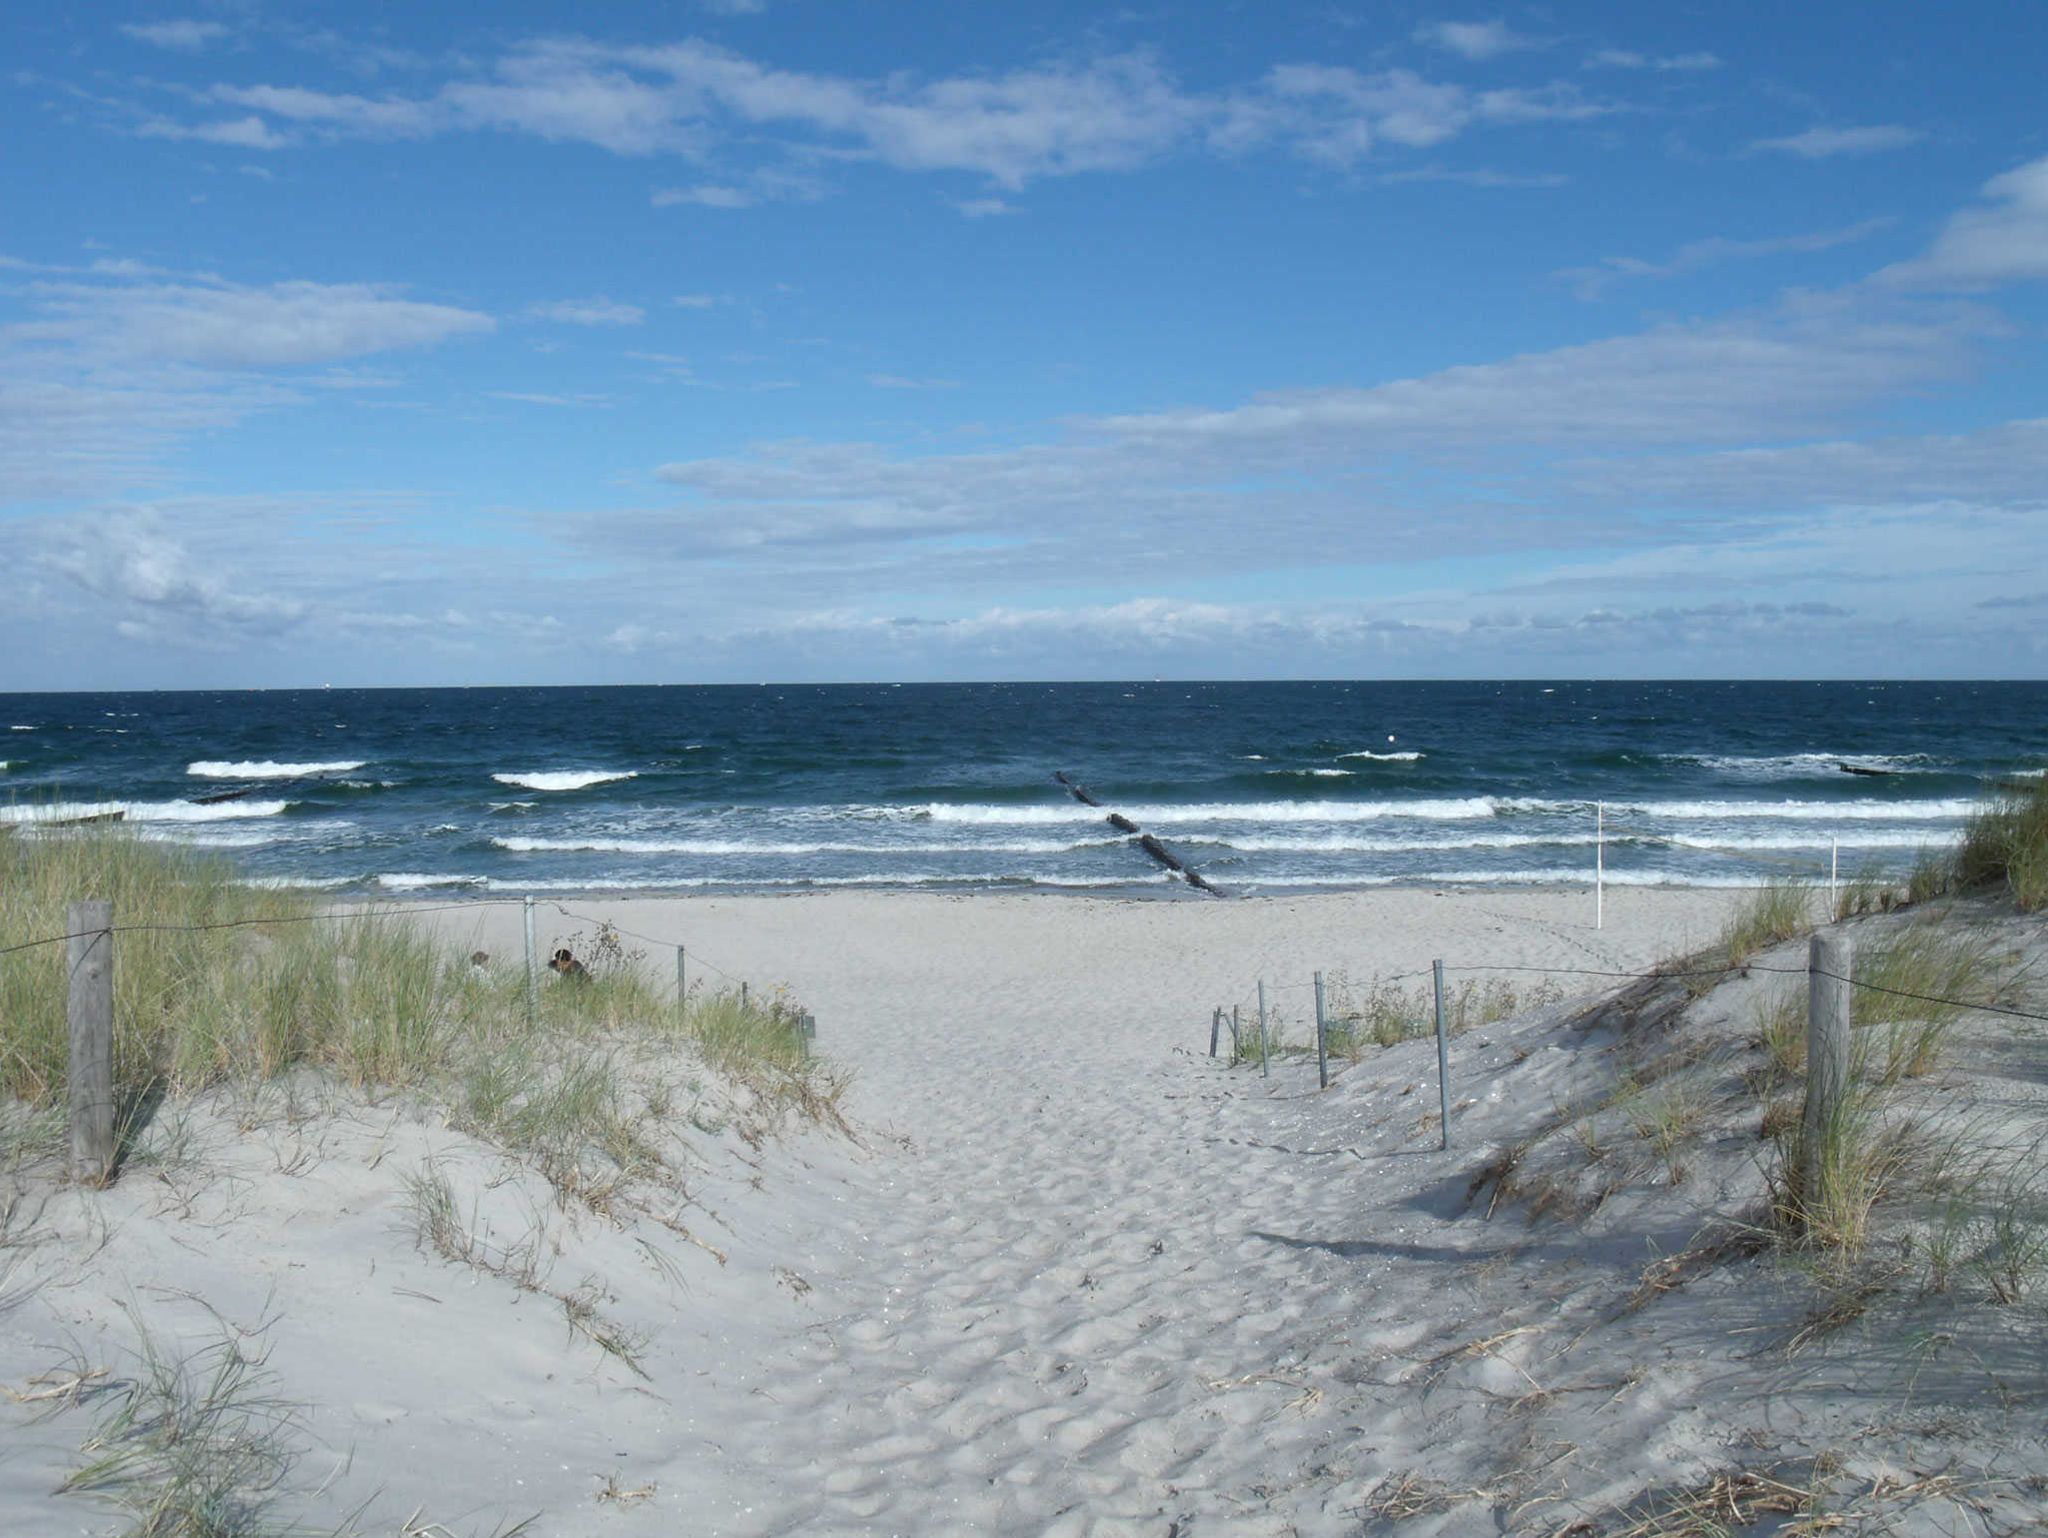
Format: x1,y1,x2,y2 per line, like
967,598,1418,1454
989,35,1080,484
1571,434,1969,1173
3,1,2046,687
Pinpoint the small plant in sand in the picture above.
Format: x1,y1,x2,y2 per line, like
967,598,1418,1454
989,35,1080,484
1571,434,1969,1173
1952,772,2048,911
1319,973,1559,1063
0,830,848,1196
56,1321,302,1538
1831,862,1894,921
1852,922,1994,1083
1718,881,1816,969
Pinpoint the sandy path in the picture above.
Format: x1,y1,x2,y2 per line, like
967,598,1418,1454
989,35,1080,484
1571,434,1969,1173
470,887,1738,1535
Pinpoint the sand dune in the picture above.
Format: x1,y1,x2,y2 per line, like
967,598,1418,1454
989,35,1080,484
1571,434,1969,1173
4,886,2042,1534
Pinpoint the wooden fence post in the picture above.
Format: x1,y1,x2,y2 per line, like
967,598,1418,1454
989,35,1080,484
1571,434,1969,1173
1210,1006,1221,1058
1433,959,1452,1152
67,900,116,1187
523,895,538,1028
1802,932,1852,1219
1313,971,1329,1090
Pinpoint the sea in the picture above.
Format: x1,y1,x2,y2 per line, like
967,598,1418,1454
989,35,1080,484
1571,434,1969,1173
1,682,2042,899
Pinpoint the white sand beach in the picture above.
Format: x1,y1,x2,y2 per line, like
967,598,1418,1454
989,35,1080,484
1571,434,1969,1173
4,885,2044,1535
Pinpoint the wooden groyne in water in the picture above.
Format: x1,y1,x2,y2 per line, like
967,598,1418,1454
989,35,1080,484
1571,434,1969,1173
1054,772,1222,895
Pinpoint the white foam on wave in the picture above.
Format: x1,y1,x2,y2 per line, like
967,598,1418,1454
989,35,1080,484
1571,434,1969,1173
375,873,489,891
237,875,356,891
1266,768,1354,779
188,759,365,779
473,872,1147,893
8,725,34,731
915,797,1501,826
1686,752,1941,780
1336,750,1425,762
1217,831,1599,854
1243,868,1760,890
1614,797,1976,822
493,835,1119,856
1662,829,1957,851
491,770,638,792
0,798,293,825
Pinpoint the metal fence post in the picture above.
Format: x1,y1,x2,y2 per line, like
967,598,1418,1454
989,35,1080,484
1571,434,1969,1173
67,900,116,1186
1596,801,1604,931
1313,970,1328,1089
676,944,687,1025
1433,959,1451,1151
522,895,538,1028
1802,932,1852,1222
1257,979,1269,1078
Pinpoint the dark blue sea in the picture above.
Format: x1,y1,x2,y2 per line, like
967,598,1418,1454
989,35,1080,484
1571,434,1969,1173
1,683,2042,897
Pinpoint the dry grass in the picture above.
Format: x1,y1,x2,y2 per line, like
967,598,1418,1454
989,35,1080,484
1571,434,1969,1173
54,1321,302,1538
1718,882,1816,969
0,831,845,1184
1952,773,2048,911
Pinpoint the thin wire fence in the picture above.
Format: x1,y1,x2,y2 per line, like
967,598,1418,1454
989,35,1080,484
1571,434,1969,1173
1,893,770,1009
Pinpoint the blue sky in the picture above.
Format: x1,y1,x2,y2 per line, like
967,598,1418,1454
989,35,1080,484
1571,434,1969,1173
3,1,2045,686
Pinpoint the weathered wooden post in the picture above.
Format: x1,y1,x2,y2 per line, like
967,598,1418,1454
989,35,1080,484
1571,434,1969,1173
1210,1006,1221,1058
1313,971,1329,1089
676,945,687,1026
741,980,749,1009
522,895,538,1028
1802,932,1853,1221
67,900,116,1186
798,1011,816,1061
1256,979,1269,1079
1433,959,1451,1151
1231,1005,1241,1064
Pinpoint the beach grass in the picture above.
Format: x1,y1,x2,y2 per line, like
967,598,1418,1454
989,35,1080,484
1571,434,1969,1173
1718,881,1815,969
1952,773,2048,911
0,829,840,1162
56,1322,300,1538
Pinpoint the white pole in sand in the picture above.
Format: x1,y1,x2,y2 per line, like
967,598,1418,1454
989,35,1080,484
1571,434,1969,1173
1256,979,1270,1079
1830,838,1839,916
676,945,687,1025
522,895,538,1028
1595,801,1605,931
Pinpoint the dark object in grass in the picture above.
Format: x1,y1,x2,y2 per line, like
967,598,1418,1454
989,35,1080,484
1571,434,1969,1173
549,948,590,982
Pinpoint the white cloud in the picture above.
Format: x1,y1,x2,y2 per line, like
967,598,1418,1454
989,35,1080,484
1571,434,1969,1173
487,391,611,407
43,513,307,643
1881,154,2048,289
209,84,435,139
956,197,1019,217
1583,49,1719,72
137,115,291,150
1555,216,1892,299
120,20,231,52
1093,295,1984,452
1752,124,1925,159
136,36,1619,189
652,184,757,208
14,277,494,367
525,296,646,326
1414,20,1542,61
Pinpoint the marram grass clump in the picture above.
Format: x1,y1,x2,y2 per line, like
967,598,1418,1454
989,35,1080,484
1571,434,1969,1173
0,829,837,1144
1952,773,2048,911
